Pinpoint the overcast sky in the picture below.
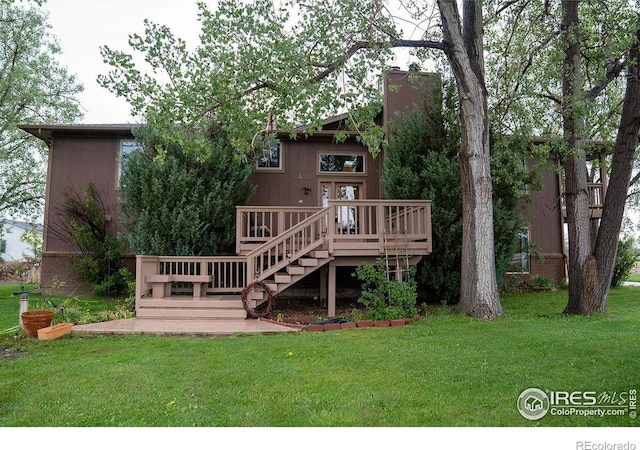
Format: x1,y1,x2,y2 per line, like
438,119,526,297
45,0,214,124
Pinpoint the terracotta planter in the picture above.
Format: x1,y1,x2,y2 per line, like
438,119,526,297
21,310,54,337
37,322,73,340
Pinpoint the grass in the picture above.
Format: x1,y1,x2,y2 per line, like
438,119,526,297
0,284,133,331
625,273,640,283
0,283,638,427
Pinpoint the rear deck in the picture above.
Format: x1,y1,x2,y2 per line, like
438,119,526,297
135,200,432,319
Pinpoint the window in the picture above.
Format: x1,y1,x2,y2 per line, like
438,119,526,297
256,141,282,170
319,153,365,174
508,230,530,273
117,140,143,188
0,239,6,254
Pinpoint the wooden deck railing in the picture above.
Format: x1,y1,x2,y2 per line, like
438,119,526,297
137,200,432,300
236,206,321,253
560,182,605,218
327,200,432,256
246,207,330,283
136,255,248,300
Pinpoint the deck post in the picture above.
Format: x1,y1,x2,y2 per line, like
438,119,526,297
377,204,385,252
320,267,327,305
235,207,243,254
327,263,336,317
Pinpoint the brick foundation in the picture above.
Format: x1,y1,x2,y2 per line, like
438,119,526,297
504,253,566,288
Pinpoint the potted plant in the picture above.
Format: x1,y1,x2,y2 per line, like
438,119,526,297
21,297,72,339
21,310,54,337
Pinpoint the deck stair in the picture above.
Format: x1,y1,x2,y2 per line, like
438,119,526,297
247,254,334,309
137,296,247,320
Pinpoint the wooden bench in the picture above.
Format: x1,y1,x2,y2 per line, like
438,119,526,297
145,274,212,298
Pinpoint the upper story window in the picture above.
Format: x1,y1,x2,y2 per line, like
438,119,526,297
319,153,365,174
117,139,143,188
256,141,282,171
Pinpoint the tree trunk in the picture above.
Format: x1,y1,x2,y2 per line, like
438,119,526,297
438,0,503,319
561,0,598,314
563,8,640,314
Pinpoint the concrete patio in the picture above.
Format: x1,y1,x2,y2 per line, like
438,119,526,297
72,318,299,337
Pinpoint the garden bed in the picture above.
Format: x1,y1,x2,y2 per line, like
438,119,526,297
263,297,416,332
269,297,363,323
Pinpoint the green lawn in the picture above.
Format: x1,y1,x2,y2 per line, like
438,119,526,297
626,273,640,283
0,284,638,427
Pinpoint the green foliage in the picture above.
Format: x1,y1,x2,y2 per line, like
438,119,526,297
533,275,554,291
119,121,254,256
485,0,637,143
354,259,418,320
383,81,527,304
18,226,42,261
52,183,130,296
0,1,82,226
98,0,394,158
611,237,639,287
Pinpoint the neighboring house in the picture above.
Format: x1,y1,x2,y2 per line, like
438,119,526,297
19,69,601,316
0,219,42,261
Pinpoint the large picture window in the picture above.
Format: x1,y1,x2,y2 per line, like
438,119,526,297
319,153,365,174
117,139,143,188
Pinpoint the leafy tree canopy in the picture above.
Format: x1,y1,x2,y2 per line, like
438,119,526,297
485,0,638,142
98,0,401,158
1,0,83,230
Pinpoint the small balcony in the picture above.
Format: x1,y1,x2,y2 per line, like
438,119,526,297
560,182,605,219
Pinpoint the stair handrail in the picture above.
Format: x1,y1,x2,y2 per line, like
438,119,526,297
245,206,331,284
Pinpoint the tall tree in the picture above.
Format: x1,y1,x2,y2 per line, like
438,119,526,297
383,79,527,305
436,0,502,318
0,0,83,230
486,0,640,314
119,120,254,256
99,0,504,318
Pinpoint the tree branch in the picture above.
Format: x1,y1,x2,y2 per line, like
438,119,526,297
205,37,446,115
585,57,627,102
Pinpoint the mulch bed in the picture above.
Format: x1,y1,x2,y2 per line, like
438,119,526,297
266,297,363,323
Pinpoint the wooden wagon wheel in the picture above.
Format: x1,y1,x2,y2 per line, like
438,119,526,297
241,281,274,319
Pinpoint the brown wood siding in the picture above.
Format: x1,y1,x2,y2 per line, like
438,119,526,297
249,138,382,206
383,70,440,136
525,159,564,256
44,135,125,253
518,157,566,284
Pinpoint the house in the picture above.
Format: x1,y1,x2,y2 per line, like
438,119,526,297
18,69,602,317
0,219,42,261
505,141,610,288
